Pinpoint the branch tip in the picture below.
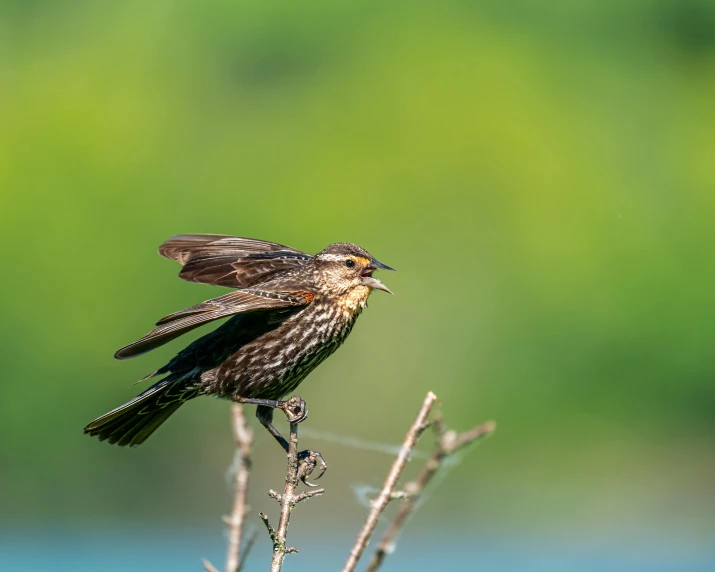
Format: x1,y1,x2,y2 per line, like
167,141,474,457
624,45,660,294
342,392,438,572
359,400,495,572
294,489,325,504
259,512,278,543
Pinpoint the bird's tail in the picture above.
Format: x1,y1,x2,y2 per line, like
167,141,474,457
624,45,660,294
84,376,199,447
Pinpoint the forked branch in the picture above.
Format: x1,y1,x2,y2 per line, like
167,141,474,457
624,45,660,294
260,420,325,572
205,391,494,572
366,414,496,571
342,391,438,572
203,404,257,572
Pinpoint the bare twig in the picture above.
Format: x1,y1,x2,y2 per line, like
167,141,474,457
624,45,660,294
203,404,255,572
293,489,325,504
226,405,254,572
259,512,279,547
342,391,438,572
366,414,496,571
271,422,300,569
236,531,258,572
261,420,325,571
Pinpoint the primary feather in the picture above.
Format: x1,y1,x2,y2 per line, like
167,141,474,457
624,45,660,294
159,234,312,288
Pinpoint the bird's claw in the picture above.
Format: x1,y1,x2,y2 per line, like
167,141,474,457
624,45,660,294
281,396,309,424
297,450,327,487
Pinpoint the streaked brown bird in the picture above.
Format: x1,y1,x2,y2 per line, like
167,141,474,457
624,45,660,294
84,234,394,481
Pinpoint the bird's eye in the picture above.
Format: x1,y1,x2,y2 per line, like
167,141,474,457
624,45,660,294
345,259,355,268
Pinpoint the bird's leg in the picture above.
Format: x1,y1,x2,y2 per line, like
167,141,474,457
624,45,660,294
254,404,290,451
235,395,308,423
253,401,327,486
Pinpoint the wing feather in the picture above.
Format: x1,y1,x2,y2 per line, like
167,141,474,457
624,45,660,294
158,234,312,288
115,289,312,360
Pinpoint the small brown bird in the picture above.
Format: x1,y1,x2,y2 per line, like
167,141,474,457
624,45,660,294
84,234,394,481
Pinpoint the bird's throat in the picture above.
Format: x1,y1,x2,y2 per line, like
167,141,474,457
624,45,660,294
337,285,371,316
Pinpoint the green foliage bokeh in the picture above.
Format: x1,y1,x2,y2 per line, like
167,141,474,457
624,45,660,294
1,0,714,549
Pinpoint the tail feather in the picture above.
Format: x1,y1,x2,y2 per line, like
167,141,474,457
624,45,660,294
115,402,182,447
84,378,198,447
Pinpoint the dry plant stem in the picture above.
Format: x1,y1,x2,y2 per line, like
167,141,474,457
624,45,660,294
204,533,257,572
342,391,438,572
260,421,325,572
237,532,258,572
226,404,254,572
366,417,496,572
272,421,299,571
203,404,255,572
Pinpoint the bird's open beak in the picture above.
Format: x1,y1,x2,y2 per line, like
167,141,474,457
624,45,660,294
360,258,396,294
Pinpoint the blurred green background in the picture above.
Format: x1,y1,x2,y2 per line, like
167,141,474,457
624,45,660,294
2,0,715,570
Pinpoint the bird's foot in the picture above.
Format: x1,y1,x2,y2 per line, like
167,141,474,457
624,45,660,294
280,395,309,424
297,449,327,487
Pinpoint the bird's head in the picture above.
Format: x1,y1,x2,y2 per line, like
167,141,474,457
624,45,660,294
312,243,395,309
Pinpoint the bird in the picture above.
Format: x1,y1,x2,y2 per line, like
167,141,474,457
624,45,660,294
84,234,394,482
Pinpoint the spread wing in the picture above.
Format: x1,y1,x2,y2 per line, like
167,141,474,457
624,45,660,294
114,289,313,360
158,234,313,288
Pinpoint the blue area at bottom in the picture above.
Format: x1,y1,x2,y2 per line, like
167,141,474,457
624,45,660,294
1,526,713,571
